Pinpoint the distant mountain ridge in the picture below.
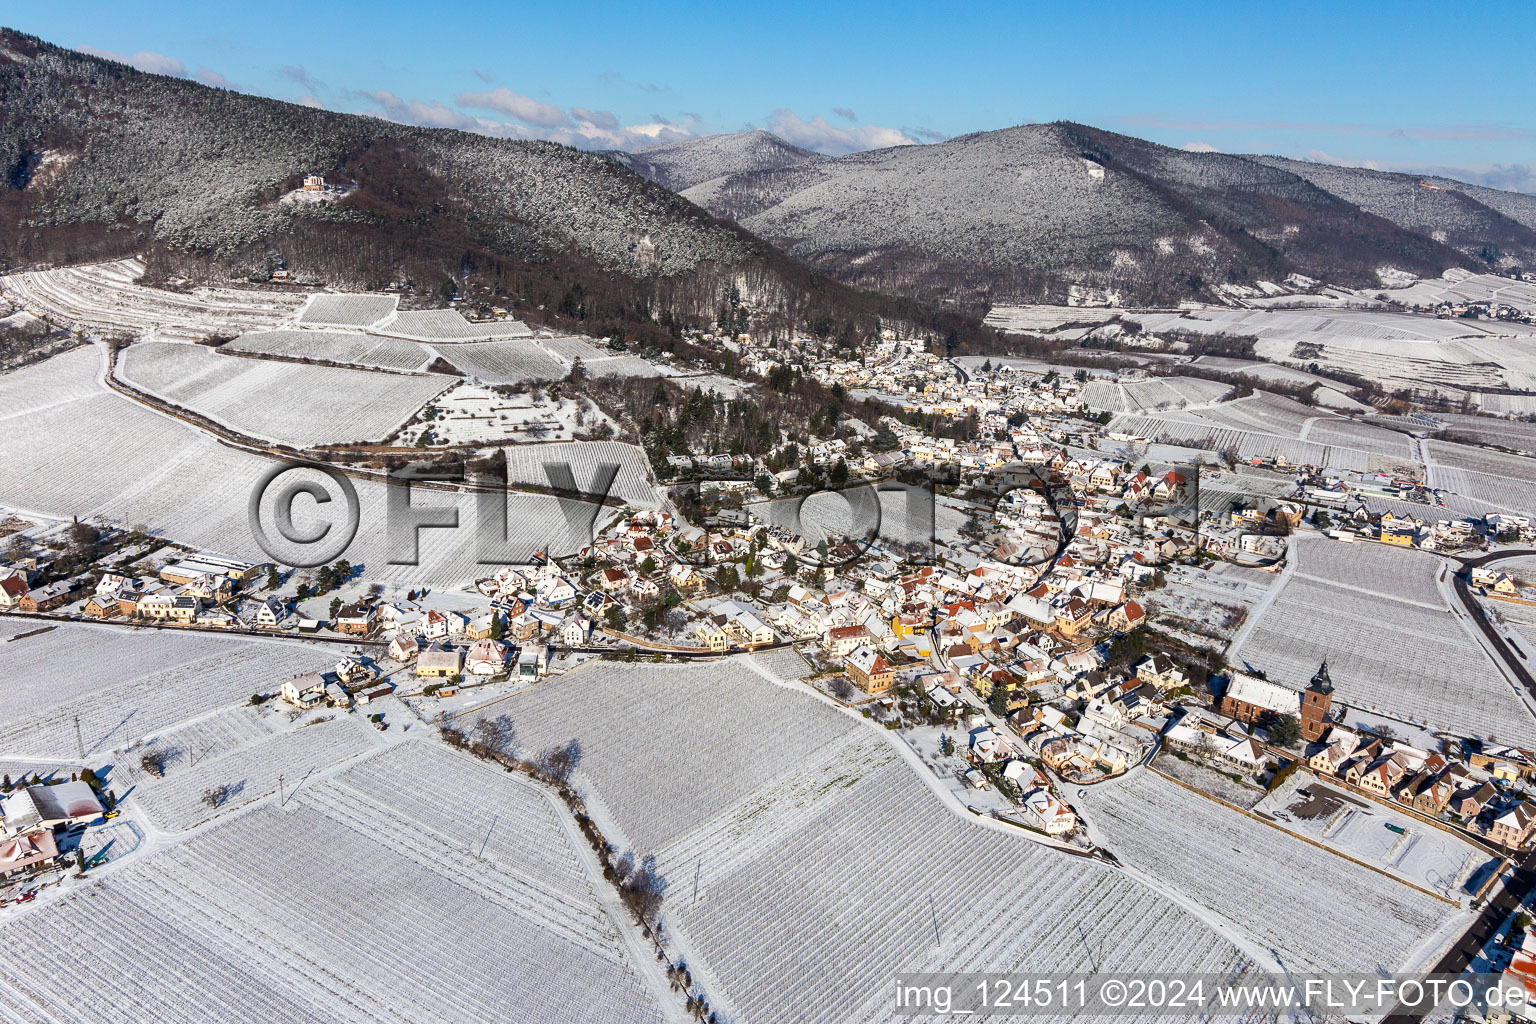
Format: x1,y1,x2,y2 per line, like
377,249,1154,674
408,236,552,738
606,130,825,193
0,28,983,349
612,124,1536,305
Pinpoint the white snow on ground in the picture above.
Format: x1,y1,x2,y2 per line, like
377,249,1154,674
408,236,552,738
500,440,663,509
119,342,453,448
0,741,667,1024
1076,768,1465,974
443,339,574,383
222,329,429,371
460,660,860,853
419,383,614,445
0,259,303,338
0,363,604,585
377,308,531,341
1235,536,1536,744
0,620,335,759
1252,772,1498,903
457,661,1271,1024
295,293,398,328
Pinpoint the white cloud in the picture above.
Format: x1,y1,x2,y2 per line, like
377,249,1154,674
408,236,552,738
572,107,621,132
194,67,237,90
1181,140,1218,153
456,87,569,128
76,45,186,77
766,109,917,155
833,107,858,122
298,94,324,109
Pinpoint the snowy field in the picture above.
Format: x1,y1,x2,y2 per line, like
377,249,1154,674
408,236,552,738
0,372,605,582
118,714,379,832
223,329,429,371
377,308,532,341
0,620,335,760
660,730,1262,1024
420,383,613,444
1234,545,1536,744
1290,534,1449,607
1077,770,1462,974
1252,773,1496,903
119,342,453,447
500,440,662,509
443,339,573,383
1385,271,1536,315
1079,376,1231,413
458,660,861,853
295,293,398,328
0,742,666,1024
0,259,303,338
462,662,1264,1024
985,305,1123,334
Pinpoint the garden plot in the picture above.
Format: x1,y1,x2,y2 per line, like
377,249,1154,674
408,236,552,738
657,731,1256,1024
458,660,861,853
223,329,428,371
119,715,378,832
419,383,612,444
0,259,303,338
119,342,453,447
0,621,335,760
1234,573,1536,745
444,339,571,383
375,308,531,341
1076,771,1462,974
0,771,665,1024
295,293,398,328
1253,773,1496,903
500,440,661,508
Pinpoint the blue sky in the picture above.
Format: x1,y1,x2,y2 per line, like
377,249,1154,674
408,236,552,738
12,0,1536,189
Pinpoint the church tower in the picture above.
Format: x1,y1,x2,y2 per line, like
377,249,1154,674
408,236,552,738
1300,660,1334,741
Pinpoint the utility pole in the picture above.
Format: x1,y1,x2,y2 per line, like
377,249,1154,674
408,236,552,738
478,814,498,859
73,715,84,760
278,773,285,807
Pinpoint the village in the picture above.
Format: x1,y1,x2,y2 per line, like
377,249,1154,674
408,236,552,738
8,325,1536,924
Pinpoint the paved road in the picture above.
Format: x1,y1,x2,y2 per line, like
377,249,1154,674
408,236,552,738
1447,549,1536,697
1378,548,1536,1021
1381,849,1536,1023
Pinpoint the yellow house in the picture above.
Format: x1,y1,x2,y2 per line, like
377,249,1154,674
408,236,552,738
1380,525,1415,546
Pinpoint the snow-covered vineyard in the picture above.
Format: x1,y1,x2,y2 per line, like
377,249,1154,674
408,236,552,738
0,260,304,338
1075,770,1464,973
460,661,1272,1024
1233,537,1536,746
0,619,334,760
119,342,455,448
0,742,667,1024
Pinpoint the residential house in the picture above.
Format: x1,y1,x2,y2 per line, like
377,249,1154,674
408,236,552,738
845,644,894,694
416,643,463,679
